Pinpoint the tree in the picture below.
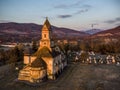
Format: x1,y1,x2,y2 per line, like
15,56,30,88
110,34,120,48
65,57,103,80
6,46,23,64
0,49,6,65
32,40,38,53
79,41,86,51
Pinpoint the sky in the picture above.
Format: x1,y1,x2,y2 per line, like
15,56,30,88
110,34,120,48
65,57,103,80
0,0,120,31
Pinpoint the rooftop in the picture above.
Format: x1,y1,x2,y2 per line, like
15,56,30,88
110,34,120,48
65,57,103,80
31,57,47,68
33,46,60,58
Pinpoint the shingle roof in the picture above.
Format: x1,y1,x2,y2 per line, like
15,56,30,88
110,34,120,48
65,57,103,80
33,46,60,58
31,57,47,68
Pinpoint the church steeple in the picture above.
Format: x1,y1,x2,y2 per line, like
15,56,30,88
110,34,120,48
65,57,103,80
41,17,52,39
39,17,54,51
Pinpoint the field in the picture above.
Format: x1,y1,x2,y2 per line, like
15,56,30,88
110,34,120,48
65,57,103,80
0,62,120,90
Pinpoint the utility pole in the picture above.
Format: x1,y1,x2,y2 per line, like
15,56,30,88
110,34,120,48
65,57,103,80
91,24,93,51
90,24,98,51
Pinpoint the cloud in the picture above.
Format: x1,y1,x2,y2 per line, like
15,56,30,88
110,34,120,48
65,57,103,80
82,5,92,8
104,17,120,24
74,9,88,14
57,8,89,19
55,1,92,19
54,4,68,9
105,20,116,24
57,15,72,18
70,0,84,7
54,0,89,9
73,4,92,15
57,7,90,19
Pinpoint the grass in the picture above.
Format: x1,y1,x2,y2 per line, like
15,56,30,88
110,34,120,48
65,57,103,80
0,62,120,90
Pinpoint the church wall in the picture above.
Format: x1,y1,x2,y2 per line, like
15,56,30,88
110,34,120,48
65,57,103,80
18,67,47,83
24,55,29,64
30,68,46,82
24,55,36,64
39,40,51,51
53,55,63,75
61,53,67,68
41,57,54,79
42,31,50,39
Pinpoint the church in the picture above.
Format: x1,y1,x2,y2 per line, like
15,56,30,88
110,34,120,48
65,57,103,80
18,18,67,83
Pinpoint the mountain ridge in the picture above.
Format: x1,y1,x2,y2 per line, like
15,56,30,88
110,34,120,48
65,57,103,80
0,22,119,43
92,26,120,37
85,29,103,35
0,22,89,43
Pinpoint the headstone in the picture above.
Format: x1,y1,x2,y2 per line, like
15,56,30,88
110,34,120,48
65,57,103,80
94,58,97,64
116,62,120,66
112,56,115,64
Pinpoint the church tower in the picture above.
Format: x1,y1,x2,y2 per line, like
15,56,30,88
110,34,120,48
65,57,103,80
39,17,54,51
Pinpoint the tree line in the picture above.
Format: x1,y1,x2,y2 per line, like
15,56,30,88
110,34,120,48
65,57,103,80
0,45,24,66
58,39,120,55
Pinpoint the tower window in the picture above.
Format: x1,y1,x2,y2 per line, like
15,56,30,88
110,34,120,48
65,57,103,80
44,34,46,38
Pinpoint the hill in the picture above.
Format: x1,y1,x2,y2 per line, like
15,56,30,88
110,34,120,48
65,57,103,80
91,26,120,38
85,26,120,44
0,22,89,43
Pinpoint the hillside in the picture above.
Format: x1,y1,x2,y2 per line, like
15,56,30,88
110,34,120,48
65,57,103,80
84,26,120,44
1,22,119,43
0,22,89,43
91,26,120,38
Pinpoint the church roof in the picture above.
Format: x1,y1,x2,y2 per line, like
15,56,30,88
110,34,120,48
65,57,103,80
33,46,60,58
31,57,47,68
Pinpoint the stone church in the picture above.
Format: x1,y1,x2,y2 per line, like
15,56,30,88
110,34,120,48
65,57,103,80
18,18,67,83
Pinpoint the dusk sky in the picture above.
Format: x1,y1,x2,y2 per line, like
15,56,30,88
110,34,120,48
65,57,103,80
0,0,120,31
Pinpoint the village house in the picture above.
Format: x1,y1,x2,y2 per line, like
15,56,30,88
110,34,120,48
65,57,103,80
69,40,78,46
18,18,67,83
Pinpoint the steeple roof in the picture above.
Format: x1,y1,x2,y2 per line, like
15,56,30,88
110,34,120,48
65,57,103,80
43,17,51,29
